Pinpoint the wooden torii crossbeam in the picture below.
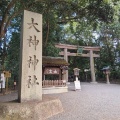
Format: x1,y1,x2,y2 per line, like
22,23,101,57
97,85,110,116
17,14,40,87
55,43,100,83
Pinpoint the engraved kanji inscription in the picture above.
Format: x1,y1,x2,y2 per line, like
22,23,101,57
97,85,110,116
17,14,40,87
28,55,39,70
33,75,39,85
27,75,39,88
27,18,40,32
28,56,32,68
27,35,39,50
27,76,31,88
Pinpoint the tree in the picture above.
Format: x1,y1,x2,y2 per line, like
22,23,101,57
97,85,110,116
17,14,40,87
5,32,20,77
2,0,120,81
0,0,37,68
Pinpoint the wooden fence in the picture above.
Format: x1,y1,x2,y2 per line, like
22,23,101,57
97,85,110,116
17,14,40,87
42,80,66,87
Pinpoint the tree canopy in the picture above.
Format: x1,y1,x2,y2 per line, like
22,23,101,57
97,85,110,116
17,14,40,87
0,0,120,82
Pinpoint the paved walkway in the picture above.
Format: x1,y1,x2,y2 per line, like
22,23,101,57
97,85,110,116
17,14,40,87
1,82,120,120
0,91,18,102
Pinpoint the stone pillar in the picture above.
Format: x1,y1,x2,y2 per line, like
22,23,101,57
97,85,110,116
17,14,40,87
64,48,68,81
18,10,42,102
90,50,96,83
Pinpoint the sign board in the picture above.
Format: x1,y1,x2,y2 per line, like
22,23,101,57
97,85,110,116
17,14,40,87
44,68,60,74
74,80,81,90
3,71,11,78
77,47,84,56
0,73,5,88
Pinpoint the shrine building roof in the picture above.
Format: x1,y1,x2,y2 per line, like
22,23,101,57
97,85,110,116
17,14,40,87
42,56,69,66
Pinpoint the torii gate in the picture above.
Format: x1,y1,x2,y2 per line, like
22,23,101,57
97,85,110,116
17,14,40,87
55,43,100,83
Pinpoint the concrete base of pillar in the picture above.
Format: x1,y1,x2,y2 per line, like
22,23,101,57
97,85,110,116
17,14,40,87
0,96,63,120
107,82,110,84
90,81,98,84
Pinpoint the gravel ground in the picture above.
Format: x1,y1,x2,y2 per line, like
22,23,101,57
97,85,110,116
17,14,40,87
1,82,120,120
48,82,120,120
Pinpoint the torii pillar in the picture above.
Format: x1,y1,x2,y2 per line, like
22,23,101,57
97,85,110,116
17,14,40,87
64,48,68,81
90,50,96,83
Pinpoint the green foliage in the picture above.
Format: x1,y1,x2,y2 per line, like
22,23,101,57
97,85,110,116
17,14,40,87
95,20,120,80
43,42,60,57
5,32,20,78
1,0,120,81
